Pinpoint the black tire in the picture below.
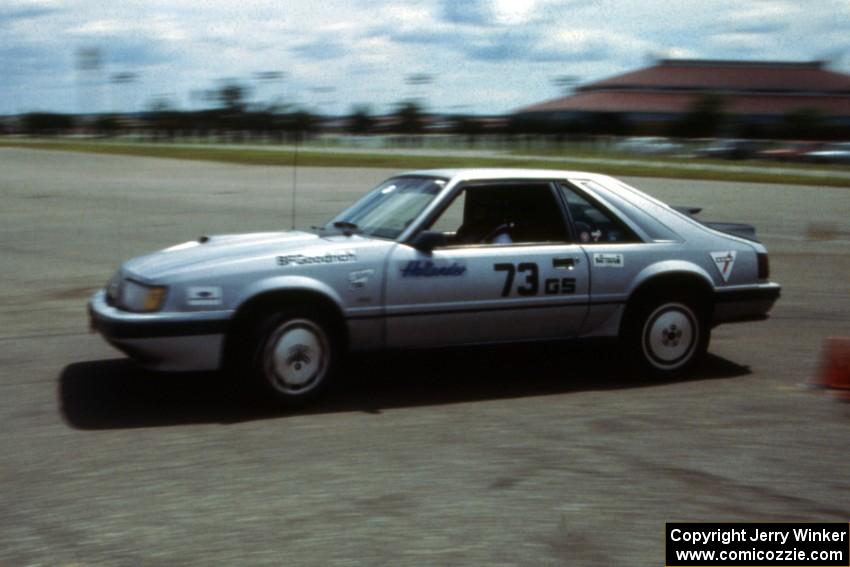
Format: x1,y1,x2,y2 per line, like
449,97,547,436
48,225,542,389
622,294,710,378
244,309,340,407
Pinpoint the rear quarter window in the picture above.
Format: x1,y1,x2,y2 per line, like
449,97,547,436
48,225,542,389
575,180,681,242
558,183,640,244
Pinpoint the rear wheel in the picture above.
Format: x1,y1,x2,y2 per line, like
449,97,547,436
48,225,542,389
247,310,339,406
623,295,709,377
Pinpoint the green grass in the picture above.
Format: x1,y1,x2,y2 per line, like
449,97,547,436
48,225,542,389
508,146,850,174
2,137,849,188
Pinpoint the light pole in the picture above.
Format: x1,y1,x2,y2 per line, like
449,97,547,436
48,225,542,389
309,86,336,135
551,75,579,97
110,71,138,115
75,47,104,118
254,71,286,108
404,72,434,107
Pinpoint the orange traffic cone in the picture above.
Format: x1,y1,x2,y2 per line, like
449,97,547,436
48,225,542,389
815,337,850,401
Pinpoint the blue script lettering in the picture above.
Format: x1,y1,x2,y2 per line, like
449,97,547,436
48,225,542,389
401,261,466,277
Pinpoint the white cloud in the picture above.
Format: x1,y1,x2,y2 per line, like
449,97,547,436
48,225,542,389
709,32,774,52
492,0,539,25
0,0,848,115
726,0,799,23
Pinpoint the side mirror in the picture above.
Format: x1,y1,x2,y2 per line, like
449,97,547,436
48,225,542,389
410,230,446,253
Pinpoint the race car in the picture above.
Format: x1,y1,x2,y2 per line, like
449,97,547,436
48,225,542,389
89,169,780,405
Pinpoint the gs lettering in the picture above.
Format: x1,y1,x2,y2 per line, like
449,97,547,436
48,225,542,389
544,277,576,295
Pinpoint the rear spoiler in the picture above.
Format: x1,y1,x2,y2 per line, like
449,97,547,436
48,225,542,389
672,206,702,216
673,205,760,242
703,222,759,242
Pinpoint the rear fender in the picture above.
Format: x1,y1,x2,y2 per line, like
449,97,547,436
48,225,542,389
629,260,715,298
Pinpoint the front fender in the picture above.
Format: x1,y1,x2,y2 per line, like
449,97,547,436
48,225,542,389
234,275,346,312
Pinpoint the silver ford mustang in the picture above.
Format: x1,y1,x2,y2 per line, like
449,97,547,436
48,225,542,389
89,169,780,405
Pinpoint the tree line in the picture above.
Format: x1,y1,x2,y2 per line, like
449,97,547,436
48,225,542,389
4,94,847,141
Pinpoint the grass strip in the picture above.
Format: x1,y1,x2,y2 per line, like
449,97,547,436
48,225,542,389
2,138,849,188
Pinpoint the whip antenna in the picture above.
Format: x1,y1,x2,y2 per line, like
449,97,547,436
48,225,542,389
290,135,299,230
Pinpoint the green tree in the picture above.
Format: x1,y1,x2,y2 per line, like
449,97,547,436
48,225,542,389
575,112,630,136
145,98,181,141
451,114,485,145
94,114,120,137
347,105,376,135
23,113,74,135
782,107,825,139
672,94,725,138
217,81,250,112
394,101,425,135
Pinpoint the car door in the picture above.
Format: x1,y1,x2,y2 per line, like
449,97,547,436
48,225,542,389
557,179,674,335
383,181,590,348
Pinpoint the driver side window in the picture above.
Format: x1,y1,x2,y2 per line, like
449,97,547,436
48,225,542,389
426,182,569,246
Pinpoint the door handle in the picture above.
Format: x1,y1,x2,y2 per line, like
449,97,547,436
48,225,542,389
553,257,577,269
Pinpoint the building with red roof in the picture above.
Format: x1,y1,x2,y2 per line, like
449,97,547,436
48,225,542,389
516,59,850,138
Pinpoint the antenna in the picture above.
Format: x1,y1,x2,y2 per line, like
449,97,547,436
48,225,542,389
290,135,299,230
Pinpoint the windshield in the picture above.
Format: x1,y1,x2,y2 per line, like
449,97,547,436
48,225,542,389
327,176,447,239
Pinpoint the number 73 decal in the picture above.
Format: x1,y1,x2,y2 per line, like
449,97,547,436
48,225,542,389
494,262,575,297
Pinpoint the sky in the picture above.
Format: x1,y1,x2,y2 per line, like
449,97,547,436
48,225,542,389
2,0,849,116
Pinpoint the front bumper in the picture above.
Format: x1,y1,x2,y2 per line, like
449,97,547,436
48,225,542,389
712,282,781,325
88,290,231,371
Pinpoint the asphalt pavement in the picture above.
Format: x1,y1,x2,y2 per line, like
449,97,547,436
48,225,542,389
1,148,849,566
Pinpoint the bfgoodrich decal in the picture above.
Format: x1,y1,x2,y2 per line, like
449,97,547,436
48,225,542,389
277,251,357,266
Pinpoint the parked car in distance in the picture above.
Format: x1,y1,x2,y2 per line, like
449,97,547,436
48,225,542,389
613,136,683,155
756,141,822,162
89,169,780,406
695,139,761,160
802,142,850,164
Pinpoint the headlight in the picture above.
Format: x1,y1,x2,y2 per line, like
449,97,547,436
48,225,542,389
120,279,168,312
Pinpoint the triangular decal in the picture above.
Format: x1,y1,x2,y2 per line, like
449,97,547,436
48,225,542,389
710,251,737,282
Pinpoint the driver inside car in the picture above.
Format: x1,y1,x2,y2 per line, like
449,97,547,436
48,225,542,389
455,198,514,244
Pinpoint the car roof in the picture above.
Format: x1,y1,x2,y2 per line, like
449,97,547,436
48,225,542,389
402,168,607,183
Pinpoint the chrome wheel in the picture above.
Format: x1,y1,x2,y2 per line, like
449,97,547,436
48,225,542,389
641,302,698,370
262,319,330,395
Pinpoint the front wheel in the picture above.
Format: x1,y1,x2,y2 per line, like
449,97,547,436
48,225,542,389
248,311,339,406
623,298,709,377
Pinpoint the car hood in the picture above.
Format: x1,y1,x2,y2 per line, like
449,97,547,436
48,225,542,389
123,231,368,280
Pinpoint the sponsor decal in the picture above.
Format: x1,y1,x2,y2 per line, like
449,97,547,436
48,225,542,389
277,251,357,266
710,250,737,282
593,253,624,268
348,269,374,290
187,286,223,306
401,260,466,277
